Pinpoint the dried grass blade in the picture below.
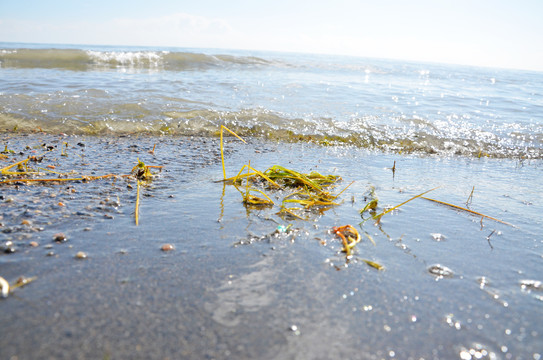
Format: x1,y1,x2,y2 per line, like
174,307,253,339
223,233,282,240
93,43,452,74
1,158,29,175
135,180,141,226
222,171,257,184
248,165,280,188
363,231,376,246
329,180,355,200
266,165,323,192
0,177,84,184
421,196,515,227
232,164,250,184
9,276,37,290
277,207,308,220
374,187,439,223
363,259,384,270
0,174,128,184
220,125,246,180
83,174,127,181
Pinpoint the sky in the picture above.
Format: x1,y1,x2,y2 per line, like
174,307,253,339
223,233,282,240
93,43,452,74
1,0,542,71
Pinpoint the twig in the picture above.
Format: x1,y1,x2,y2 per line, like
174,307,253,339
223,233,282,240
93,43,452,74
486,230,496,250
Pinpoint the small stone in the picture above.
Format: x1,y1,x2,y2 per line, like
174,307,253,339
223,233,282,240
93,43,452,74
161,244,175,251
520,279,542,291
430,233,446,241
75,251,87,259
477,276,490,288
46,251,55,256
428,264,454,278
289,325,301,336
21,219,32,226
29,241,39,247
53,233,67,243
4,246,16,254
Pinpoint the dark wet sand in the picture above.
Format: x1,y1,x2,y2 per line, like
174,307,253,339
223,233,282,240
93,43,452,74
1,133,542,360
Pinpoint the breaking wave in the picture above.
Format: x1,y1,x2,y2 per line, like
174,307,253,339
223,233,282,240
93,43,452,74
0,48,272,71
2,108,541,159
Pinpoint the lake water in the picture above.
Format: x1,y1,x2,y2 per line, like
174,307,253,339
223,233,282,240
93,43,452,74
1,42,542,159
1,43,542,359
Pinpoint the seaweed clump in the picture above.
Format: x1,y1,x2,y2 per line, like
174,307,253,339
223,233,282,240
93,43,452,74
219,126,365,259
222,157,351,220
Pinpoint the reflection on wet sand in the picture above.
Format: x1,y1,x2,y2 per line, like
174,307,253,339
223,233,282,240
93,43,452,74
206,257,277,327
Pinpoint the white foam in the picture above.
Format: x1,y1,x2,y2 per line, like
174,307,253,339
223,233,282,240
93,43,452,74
86,50,164,68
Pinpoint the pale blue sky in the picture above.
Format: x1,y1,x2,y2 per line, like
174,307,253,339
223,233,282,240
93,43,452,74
1,0,542,71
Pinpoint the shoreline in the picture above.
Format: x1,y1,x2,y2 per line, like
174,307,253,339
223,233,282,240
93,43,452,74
1,133,542,359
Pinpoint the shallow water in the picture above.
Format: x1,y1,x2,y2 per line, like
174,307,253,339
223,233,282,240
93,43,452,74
1,43,542,159
1,134,541,359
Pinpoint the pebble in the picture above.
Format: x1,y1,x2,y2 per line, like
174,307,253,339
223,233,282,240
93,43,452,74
477,276,490,288
520,279,542,291
21,219,32,226
29,241,39,247
289,325,301,336
430,233,446,241
53,233,67,243
75,251,87,259
4,246,16,254
428,264,454,278
161,244,175,251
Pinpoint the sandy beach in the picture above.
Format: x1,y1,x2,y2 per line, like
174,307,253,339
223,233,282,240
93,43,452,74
1,133,541,359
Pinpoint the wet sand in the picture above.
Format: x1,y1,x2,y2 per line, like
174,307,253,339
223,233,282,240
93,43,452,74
1,133,542,360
